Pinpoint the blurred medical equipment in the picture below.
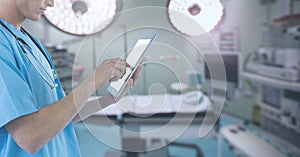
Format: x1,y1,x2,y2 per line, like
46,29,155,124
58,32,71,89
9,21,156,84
219,124,287,157
257,86,300,132
243,11,300,149
202,51,241,103
255,47,299,68
246,47,300,81
283,25,300,40
203,52,241,88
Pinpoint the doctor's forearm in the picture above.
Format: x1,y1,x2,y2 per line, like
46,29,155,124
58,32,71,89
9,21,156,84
72,94,116,123
4,74,104,154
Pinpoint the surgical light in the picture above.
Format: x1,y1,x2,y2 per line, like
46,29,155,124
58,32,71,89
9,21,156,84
44,0,117,36
168,0,224,36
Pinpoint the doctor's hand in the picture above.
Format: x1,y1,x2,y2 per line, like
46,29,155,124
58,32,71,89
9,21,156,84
94,58,127,89
113,64,142,101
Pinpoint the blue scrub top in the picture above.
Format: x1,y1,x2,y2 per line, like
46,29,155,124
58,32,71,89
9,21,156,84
0,19,81,157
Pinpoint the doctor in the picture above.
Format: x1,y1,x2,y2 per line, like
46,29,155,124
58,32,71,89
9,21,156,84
0,0,141,156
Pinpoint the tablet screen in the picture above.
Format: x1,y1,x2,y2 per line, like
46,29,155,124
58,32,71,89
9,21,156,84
107,34,156,97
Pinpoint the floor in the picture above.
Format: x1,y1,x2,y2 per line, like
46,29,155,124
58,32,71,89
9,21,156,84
74,114,237,157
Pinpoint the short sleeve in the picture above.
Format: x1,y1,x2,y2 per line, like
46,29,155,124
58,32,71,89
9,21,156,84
0,33,39,128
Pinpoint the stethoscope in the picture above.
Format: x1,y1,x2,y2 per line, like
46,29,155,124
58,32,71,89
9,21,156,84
0,20,58,89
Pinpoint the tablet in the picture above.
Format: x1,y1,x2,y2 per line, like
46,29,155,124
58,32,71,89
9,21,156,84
107,34,156,97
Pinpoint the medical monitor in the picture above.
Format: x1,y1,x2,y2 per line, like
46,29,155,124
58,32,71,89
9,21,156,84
203,52,241,88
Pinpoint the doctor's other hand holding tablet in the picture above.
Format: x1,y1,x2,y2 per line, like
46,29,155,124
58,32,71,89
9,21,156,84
94,58,142,100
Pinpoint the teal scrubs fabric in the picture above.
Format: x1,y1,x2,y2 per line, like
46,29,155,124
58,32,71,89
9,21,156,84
0,19,81,157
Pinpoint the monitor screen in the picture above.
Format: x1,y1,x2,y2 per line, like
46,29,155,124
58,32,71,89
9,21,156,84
203,52,240,87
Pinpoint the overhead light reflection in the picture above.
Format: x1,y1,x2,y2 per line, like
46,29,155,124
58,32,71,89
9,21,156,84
168,0,224,36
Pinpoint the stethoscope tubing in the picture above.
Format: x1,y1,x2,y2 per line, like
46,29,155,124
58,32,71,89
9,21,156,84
0,20,58,89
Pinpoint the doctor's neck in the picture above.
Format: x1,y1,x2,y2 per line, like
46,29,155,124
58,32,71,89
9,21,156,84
0,1,26,30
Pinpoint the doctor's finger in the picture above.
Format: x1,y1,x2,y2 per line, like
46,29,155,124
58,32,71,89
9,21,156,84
112,59,126,67
132,65,142,84
110,68,125,81
107,58,125,69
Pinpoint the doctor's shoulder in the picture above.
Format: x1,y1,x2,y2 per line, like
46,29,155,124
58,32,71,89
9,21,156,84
0,27,14,44
0,30,18,60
